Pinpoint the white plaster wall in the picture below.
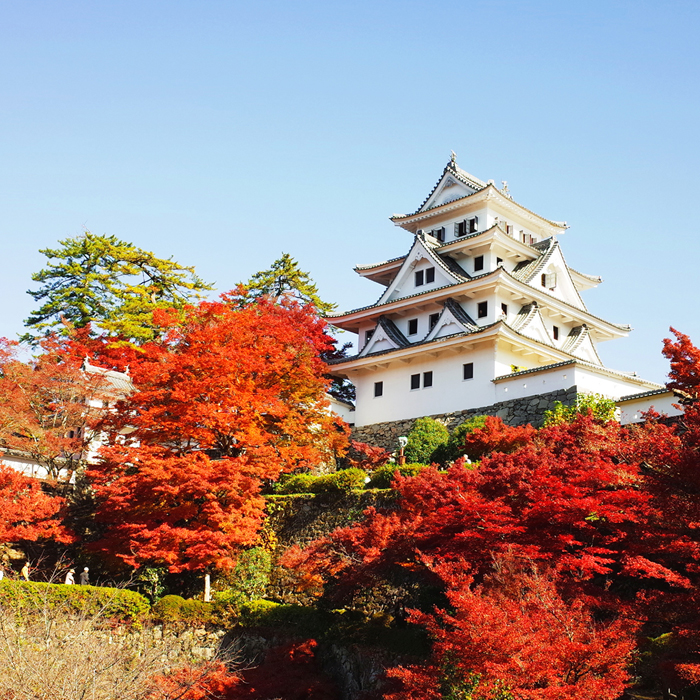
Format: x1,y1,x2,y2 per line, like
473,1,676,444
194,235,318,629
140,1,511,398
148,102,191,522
573,367,657,399
495,367,576,402
352,346,496,426
618,394,683,424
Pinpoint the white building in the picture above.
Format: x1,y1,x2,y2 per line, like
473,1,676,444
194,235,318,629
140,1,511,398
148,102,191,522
329,155,677,428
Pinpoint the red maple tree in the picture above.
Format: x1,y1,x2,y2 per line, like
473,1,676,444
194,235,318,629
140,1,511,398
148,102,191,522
88,293,348,573
0,463,72,544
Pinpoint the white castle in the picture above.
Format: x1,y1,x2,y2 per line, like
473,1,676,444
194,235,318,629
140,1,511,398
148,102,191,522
329,155,676,428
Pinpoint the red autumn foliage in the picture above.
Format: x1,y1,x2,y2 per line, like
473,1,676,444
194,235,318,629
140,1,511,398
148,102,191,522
148,661,241,699
386,555,638,700
0,463,72,544
348,440,391,471
283,415,665,602
0,336,110,480
461,414,536,459
88,293,348,573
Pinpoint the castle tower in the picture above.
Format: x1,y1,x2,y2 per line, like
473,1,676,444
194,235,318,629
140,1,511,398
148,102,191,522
329,156,662,428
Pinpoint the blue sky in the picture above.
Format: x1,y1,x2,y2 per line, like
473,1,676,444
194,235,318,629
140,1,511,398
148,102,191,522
0,0,698,383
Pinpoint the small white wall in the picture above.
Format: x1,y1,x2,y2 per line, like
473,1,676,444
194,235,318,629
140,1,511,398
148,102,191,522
327,396,356,425
618,394,683,424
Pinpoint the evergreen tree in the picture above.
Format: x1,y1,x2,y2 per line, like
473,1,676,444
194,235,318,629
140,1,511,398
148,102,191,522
242,253,336,316
23,231,212,343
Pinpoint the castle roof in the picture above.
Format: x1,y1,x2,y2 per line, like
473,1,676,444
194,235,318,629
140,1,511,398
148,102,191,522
390,155,568,234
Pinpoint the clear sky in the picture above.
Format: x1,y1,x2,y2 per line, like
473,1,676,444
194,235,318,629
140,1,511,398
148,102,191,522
0,0,698,383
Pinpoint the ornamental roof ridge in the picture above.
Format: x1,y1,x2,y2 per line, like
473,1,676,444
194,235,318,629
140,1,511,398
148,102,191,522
561,324,603,365
443,297,479,330
377,315,410,347
568,266,603,284
354,254,407,272
409,155,487,216
511,238,557,283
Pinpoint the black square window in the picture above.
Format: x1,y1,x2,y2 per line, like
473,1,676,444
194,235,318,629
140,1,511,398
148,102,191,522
374,381,383,397
456,220,467,237
408,318,418,335
415,270,424,286
463,363,474,380
429,312,440,330
423,371,433,388
474,255,484,272
425,267,435,283
501,303,508,316
410,373,421,390
477,301,488,318
553,326,559,341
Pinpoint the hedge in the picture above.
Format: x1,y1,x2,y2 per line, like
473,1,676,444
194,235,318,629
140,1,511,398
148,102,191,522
0,580,149,622
150,594,213,625
274,467,368,494
366,463,426,489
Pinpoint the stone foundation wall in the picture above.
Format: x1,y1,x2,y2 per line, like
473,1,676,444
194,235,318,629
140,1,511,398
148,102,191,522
350,386,579,451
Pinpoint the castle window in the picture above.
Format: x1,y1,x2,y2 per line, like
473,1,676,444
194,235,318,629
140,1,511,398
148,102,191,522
456,220,468,237
553,326,559,341
410,373,421,390
505,224,513,235
463,363,474,380
423,371,433,388
469,216,479,233
415,270,424,286
374,381,383,397
365,330,374,345
474,256,484,272
425,267,435,284
541,272,557,289
429,312,440,330
478,301,488,318
501,303,508,316
408,318,418,335
496,257,503,266
432,227,445,242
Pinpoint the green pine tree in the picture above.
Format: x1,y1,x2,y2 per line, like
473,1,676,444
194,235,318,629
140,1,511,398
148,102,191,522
242,253,336,316
23,231,212,343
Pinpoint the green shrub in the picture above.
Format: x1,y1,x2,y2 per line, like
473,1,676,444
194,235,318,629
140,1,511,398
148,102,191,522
151,594,213,625
274,468,368,494
437,414,489,463
214,547,272,608
404,417,449,464
543,393,618,426
367,463,425,489
238,599,322,631
0,580,149,622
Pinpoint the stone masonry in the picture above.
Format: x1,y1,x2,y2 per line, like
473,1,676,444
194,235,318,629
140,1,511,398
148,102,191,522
350,385,579,452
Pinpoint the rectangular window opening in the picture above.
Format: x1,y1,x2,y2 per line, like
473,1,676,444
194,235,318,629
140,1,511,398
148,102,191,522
429,312,440,330
553,326,559,341
474,255,484,272
374,381,383,397
423,371,433,388
501,303,508,316
415,270,424,286
365,330,374,345
463,363,474,380
456,221,467,237
410,373,421,390
477,301,488,318
408,318,418,335
425,267,435,284
469,216,478,233
433,227,445,242
496,257,503,266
